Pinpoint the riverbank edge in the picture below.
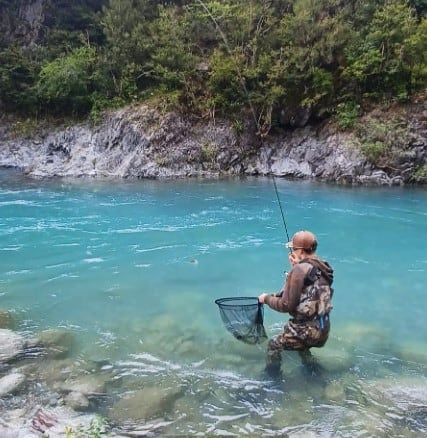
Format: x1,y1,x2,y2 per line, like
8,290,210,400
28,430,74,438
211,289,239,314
0,101,426,186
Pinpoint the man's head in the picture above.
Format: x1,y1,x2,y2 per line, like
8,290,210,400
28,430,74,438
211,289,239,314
286,230,318,254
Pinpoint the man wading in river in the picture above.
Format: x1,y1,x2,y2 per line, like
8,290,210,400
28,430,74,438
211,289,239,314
258,230,334,376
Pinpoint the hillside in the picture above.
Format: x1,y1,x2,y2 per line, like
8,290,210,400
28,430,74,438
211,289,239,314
0,0,426,184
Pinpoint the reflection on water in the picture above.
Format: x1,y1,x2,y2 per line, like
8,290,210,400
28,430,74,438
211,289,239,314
0,170,426,435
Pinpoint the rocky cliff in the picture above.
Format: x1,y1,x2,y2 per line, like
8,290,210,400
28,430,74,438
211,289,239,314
0,101,426,185
0,0,49,46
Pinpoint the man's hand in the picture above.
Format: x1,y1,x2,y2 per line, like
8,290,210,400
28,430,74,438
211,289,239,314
289,251,300,266
258,293,268,303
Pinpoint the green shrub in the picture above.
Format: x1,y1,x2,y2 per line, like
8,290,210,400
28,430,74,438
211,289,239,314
356,115,410,165
155,155,169,167
9,118,39,138
64,417,106,437
232,118,244,137
361,141,388,164
413,164,427,182
336,101,360,130
201,142,217,163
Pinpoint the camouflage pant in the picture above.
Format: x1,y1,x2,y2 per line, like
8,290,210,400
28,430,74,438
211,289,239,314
266,317,330,369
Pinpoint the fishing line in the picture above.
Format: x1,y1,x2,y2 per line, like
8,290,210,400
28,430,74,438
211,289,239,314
195,0,292,244
272,176,291,247
202,0,295,345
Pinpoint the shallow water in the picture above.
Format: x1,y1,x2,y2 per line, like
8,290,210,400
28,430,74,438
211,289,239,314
1,169,426,435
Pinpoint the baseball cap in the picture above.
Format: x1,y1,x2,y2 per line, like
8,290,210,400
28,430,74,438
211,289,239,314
285,230,318,252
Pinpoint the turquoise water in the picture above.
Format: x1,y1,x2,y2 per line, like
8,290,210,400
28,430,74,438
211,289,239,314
1,169,427,435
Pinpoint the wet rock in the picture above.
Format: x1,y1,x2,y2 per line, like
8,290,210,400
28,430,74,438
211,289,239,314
0,372,26,396
0,425,38,438
28,406,103,437
0,329,25,363
64,391,91,411
0,407,46,438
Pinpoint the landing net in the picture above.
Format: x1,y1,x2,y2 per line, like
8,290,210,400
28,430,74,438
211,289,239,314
215,297,267,345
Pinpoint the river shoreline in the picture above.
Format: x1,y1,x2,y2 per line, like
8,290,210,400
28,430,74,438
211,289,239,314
0,102,426,186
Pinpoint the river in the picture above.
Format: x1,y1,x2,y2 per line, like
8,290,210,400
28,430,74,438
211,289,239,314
1,169,426,436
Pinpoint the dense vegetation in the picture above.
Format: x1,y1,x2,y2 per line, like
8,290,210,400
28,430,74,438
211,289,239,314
0,0,426,135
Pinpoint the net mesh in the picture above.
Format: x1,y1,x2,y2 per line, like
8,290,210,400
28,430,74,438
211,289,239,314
215,297,267,345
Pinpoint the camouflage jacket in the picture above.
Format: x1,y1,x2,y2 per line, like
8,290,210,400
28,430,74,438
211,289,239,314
265,257,334,322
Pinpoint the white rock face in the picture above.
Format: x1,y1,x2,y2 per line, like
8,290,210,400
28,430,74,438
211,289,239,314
0,104,424,185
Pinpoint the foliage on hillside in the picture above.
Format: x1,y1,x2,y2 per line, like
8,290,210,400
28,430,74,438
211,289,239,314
0,0,426,137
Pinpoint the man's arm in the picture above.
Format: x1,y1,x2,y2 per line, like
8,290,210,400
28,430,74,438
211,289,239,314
266,265,305,312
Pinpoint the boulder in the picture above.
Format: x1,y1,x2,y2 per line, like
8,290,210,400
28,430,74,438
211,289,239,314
0,372,26,396
64,391,90,411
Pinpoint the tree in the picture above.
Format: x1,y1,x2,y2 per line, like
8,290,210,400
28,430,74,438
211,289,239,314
0,44,38,114
184,0,285,131
146,5,198,91
101,0,157,98
36,46,97,115
266,0,352,125
342,0,425,100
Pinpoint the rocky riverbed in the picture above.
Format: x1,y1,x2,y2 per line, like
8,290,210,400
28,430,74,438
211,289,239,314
1,306,427,437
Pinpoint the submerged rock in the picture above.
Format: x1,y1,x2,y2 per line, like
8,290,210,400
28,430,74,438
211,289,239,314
0,308,16,329
323,380,346,402
33,328,75,359
336,322,392,352
56,373,109,395
109,384,185,423
32,358,86,386
364,377,427,408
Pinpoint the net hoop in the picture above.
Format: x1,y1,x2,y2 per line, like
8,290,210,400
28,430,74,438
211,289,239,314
215,297,260,307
